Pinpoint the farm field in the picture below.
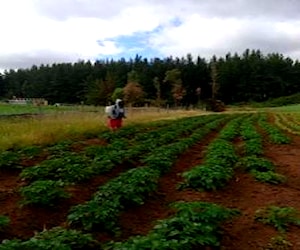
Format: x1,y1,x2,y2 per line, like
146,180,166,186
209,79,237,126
0,110,300,249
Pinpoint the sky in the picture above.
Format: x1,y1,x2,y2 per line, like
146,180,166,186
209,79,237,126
1,0,300,72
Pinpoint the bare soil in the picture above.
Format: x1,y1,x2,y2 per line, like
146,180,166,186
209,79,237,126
1,131,300,249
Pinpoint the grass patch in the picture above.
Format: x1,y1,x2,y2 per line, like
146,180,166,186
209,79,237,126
0,108,204,151
0,112,107,150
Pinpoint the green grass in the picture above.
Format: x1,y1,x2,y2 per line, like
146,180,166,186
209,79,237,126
0,103,100,115
265,104,300,113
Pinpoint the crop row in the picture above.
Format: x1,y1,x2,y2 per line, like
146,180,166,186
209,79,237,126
20,114,220,182
181,113,289,191
257,113,290,144
0,114,235,249
18,115,227,205
180,115,246,190
239,115,287,184
0,115,211,170
274,113,300,135
66,115,231,233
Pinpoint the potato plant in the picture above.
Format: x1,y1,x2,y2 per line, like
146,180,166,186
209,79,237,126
67,167,160,232
180,115,241,191
0,215,10,230
238,116,286,184
181,139,237,191
257,114,291,144
0,227,97,250
19,180,70,206
275,113,300,135
108,202,240,250
67,115,232,233
255,206,300,232
0,151,21,169
237,156,275,172
20,152,94,183
240,117,263,156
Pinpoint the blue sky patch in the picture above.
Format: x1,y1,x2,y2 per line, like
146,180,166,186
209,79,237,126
97,29,165,60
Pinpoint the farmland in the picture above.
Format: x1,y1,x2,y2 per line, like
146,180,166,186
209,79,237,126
1,107,300,249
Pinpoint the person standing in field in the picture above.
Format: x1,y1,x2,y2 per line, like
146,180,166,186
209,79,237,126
105,99,126,131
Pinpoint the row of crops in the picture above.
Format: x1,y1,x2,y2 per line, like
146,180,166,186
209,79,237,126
274,112,300,135
0,112,296,249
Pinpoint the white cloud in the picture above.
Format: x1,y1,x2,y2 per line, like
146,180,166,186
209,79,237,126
149,15,300,60
1,0,300,72
149,15,242,57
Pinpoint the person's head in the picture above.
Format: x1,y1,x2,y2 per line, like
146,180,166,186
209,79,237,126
115,99,124,108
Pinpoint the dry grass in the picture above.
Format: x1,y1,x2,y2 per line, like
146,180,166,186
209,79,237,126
0,109,206,151
124,108,207,123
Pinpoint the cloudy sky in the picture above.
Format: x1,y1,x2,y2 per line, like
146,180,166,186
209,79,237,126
1,0,300,72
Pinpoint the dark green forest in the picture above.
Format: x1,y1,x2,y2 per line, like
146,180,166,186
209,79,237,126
1,49,300,106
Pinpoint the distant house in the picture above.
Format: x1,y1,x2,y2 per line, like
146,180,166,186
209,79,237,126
8,97,48,106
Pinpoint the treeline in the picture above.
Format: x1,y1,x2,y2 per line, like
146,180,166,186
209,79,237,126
0,49,300,106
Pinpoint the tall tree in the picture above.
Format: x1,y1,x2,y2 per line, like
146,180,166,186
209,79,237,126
111,87,124,102
123,82,144,106
210,57,219,100
0,73,4,98
123,70,145,106
153,76,162,106
164,69,186,106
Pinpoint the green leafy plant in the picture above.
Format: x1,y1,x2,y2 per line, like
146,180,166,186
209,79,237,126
20,152,93,183
181,164,233,191
265,235,293,250
0,239,24,250
0,215,10,229
243,138,263,156
0,227,98,250
108,201,240,250
181,139,237,191
238,156,275,172
0,151,21,169
19,180,70,206
251,170,286,185
18,146,43,159
218,115,245,140
46,140,73,155
258,114,291,144
240,118,264,156
68,167,160,232
255,206,300,232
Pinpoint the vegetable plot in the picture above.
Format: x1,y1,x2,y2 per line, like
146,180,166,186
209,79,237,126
0,112,300,250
